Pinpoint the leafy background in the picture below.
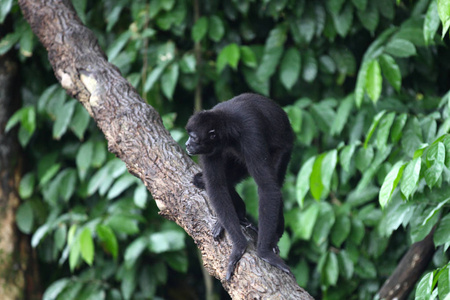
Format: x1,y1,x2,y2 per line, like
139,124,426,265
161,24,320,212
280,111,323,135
2,0,450,299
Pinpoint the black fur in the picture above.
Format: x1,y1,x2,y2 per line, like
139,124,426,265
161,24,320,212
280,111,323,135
185,93,293,280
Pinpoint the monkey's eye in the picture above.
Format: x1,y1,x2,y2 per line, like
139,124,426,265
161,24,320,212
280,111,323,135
209,129,216,140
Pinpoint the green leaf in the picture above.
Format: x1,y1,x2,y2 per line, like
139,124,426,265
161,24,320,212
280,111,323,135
257,46,284,81
340,144,357,172
438,266,450,300
285,105,302,133
376,112,396,150
107,173,136,199
31,223,50,247
319,55,336,74
43,279,70,300
0,0,13,23
438,0,450,38
391,113,408,143
19,173,35,199
327,0,346,15
91,142,106,168
289,12,315,45
134,183,148,208
425,142,445,188
364,110,386,148
365,59,382,103
302,50,318,83
125,236,147,268
310,153,326,200
106,215,139,235
0,31,20,56
356,2,379,33
144,62,169,92
53,100,76,139
69,103,90,140
208,15,224,42
416,272,433,298
279,47,301,90
76,140,94,181
69,236,80,271
338,250,354,279
106,31,131,61
313,202,335,245
355,146,374,172
400,157,421,200
352,0,367,10
349,218,365,244
240,46,257,68
5,106,25,133
21,106,36,134
424,1,440,45
321,150,338,193
149,230,185,253
434,214,450,247
164,252,188,273
379,161,405,208
217,43,240,73
16,202,34,234
332,3,354,37
161,63,179,100
355,60,370,107
385,39,416,58
191,16,208,42
242,67,269,96
179,53,196,73
59,169,77,202
296,157,315,207
379,54,401,92
97,224,118,259
79,227,94,266
296,203,320,240
331,94,354,136
54,224,67,251
19,26,34,58
331,215,351,247
355,256,377,279
322,252,339,286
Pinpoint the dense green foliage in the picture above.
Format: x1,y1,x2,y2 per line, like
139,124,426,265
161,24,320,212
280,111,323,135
2,0,450,298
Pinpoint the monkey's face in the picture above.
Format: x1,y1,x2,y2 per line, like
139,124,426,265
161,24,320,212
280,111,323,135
185,129,218,156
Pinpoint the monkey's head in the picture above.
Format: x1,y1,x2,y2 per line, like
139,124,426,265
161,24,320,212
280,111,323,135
185,111,221,156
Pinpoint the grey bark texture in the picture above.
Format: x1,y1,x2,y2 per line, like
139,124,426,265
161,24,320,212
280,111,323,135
18,0,313,299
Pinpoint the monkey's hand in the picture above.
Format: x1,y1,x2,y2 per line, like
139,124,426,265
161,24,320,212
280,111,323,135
212,221,224,241
193,172,206,189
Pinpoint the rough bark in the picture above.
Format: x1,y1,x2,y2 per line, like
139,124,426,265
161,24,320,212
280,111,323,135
378,230,435,300
0,54,41,299
18,0,313,298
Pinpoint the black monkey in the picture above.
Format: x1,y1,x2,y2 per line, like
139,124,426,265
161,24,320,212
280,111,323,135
185,93,293,280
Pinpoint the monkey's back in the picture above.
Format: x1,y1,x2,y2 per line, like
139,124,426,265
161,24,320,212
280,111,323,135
212,93,294,149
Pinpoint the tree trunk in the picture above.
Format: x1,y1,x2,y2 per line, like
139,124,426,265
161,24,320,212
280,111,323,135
0,53,41,299
378,229,435,300
18,0,313,298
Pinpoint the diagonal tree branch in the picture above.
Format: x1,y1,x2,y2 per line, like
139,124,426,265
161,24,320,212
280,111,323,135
18,0,313,298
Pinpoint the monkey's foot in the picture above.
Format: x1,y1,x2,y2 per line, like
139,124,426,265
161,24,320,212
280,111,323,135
226,245,247,281
212,222,224,241
193,172,205,189
257,249,291,275
212,219,257,241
